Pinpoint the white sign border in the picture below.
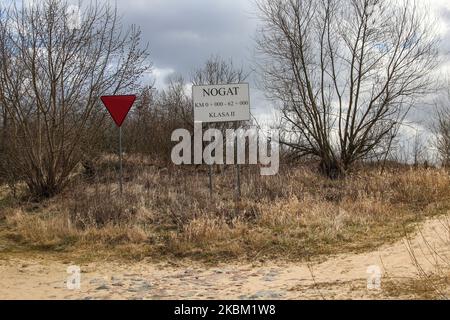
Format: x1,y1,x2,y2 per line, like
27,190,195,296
192,82,251,123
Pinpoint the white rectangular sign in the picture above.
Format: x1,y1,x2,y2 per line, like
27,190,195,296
193,83,250,123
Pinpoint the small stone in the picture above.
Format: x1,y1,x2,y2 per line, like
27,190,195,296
112,282,124,287
124,273,140,277
89,278,104,285
180,291,196,298
96,284,110,290
249,290,282,299
130,278,143,282
138,282,152,290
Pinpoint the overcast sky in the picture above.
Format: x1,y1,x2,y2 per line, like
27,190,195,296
17,1,450,106
19,0,450,159
105,0,450,161
110,0,258,88
107,1,450,77
108,0,450,112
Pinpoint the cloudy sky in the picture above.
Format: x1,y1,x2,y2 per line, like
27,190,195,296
107,0,450,84
114,3,447,60
110,0,258,88
17,1,450,99
106,0,450,161
21,0,450,125
18,0,450,159
110,0,450,113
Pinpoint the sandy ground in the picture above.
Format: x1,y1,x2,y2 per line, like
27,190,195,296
0,216,449,300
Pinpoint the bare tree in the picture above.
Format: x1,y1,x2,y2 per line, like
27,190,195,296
124,76,192,162
191,55,248,87
190,55,249,195
191,55,250,159
159,75,193,128
411,130,425,167
434,84,450,167
255,0,439,178
0,0,150,197
191,55,250,133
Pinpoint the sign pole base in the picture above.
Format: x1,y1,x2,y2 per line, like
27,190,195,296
208,165,213,199
119,126,123,196
234,121,241,215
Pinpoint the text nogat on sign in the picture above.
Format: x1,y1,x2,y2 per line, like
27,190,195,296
192,83,250,123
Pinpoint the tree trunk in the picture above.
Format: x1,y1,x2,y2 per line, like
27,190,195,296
319,158,345,180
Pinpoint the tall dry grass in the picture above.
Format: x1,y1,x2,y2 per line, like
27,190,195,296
1,156,450,262
383,215,450,299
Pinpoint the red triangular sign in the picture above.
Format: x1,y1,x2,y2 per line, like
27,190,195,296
101,95,136,127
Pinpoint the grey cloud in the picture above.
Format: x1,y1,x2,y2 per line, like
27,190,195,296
105,0,450,125
112,0,258,81
440,7,450,53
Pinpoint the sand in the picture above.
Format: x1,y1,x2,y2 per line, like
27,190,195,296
1,215,449,300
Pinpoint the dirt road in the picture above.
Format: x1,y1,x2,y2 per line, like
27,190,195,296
1,216,449,300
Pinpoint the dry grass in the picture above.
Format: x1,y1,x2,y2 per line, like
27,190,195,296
383,215,450,299
1,156,450,263
383,274,450,299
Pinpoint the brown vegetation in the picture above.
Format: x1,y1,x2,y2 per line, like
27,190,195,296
1,157,449,264
255,0,439,177
383,215,450,299
0,1,150,198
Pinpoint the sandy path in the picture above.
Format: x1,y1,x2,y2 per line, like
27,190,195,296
1,216,449,300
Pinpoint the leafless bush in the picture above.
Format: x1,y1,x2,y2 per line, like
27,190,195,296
191,55,249,133
255,0,439,178
68,183,139,229
0,0,150,198
434,83,450,167
4,157,450,262
382,177,450,299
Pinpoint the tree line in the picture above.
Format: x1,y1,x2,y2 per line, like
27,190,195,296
0,0,448,199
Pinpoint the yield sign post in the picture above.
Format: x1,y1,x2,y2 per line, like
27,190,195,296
101,95,136,196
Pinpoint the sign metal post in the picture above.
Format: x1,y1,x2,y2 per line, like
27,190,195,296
101,95,136,196
119,126,123,195
192,83,250,202
208,164,213,198
235,121,241,202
